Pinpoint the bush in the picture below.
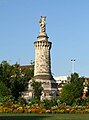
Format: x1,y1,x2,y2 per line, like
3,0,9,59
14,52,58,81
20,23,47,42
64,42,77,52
42,99,58,109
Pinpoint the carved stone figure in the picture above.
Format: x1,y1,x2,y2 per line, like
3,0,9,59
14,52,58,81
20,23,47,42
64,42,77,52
39,16,46,33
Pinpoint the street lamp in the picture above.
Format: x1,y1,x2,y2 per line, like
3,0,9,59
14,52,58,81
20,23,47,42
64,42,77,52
71,59,76,74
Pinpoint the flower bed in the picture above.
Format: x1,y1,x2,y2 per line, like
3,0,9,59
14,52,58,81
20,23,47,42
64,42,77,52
0,103,89,114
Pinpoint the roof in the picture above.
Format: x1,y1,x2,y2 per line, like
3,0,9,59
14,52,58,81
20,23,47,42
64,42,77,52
20,65,34,69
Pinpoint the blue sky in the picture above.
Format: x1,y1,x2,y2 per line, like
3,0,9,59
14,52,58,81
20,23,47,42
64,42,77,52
0,0,89,77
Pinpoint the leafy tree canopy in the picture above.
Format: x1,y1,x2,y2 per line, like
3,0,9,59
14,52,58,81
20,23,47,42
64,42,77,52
60,73,84,105
0,60,34,100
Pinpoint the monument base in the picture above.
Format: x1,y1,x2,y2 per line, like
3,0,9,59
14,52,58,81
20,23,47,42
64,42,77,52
22,75,58,100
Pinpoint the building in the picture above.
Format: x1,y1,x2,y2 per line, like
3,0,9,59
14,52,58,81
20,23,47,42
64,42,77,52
22,16,58,100
54,76,70,93
82,78,89,99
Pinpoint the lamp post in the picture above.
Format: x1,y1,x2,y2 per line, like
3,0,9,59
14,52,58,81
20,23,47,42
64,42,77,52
71,59,76,74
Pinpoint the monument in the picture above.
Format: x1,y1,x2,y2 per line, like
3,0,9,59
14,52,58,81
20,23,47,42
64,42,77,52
23,16,58,100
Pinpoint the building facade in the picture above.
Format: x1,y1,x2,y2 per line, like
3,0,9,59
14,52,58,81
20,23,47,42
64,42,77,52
54,76,70,93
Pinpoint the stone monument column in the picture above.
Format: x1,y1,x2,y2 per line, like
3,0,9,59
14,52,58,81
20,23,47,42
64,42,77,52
34,16,52,80
22,16,58,100
33,16,58,99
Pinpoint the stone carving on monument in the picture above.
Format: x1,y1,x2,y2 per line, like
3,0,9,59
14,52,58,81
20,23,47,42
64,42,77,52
38,16,48,41
39,16,46,33
22,16,58,100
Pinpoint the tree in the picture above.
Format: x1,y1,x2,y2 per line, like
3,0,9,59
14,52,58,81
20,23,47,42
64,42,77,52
0,61,13,88
60,73,84,105
31,80,43,101
9,63,34,100
0,61,34,100
0,81,10,97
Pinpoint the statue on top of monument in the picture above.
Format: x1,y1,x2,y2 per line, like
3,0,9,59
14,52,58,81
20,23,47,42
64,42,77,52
39,16,46,33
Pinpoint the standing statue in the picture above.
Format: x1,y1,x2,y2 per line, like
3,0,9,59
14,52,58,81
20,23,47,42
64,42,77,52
39,16,46,33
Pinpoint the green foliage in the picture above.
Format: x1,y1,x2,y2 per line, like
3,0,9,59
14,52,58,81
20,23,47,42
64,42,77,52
82,97,89,105
9,63,26,100
17,97,27,106
0,60,34,101
31,80,43,101
0,81,11,105
0,61,12,88
43,99,58,109
0,81,11,97
28,98,40,105
0,95,14,106
60,73,84,105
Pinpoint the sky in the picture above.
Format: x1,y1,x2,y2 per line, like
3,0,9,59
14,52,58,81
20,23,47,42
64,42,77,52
0,0,89,77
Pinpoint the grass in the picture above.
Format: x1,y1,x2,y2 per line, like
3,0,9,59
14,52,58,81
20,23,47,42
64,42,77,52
0,113,89,120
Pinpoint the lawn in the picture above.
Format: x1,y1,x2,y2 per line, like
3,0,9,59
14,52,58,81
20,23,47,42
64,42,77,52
0,113,89,120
